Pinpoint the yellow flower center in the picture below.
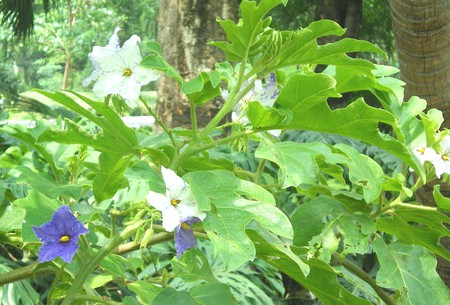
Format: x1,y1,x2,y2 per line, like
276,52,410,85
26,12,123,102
60,235,70,243
171,199,181,206
417,147,426,155
442,154,449,161
180,222,190,230
122,68,132,77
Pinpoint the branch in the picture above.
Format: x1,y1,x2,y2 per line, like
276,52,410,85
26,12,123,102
332,253,396,305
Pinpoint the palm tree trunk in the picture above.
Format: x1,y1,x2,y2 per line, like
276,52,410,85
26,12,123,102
390,0,450,128
390,0,450,287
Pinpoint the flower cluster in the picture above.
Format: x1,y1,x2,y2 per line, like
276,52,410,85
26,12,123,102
32,206,89,263
146,167,205,257
83,27,159,107
412,135,450,178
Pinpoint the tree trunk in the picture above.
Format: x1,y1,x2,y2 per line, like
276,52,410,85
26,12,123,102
390,0,450,128
315,0,362,42
390,0,450,287
156,0,237,129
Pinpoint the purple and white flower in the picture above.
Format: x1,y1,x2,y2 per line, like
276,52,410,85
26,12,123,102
146,167,205,256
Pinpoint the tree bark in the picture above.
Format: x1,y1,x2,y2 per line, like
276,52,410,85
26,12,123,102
156,0,237,129
390,0,450,128
390,0,450,287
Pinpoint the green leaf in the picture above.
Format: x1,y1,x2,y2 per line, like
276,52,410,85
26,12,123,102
264,20,385,72
0,260,40,305
0,206,26,232
372,238,450,305
334,144,384,203
183,71,222,106
142,42,184,87
250,231,372,305
171,249,218,283
275,73,424,179
247,101,290,129
210,0,286,61
1,123,59,177
151,288,199,305
128,281,161,304
123,160,165,200
122,296,140,305
86,274,114,289
376,205,450,260
338,213,376,255
186,170,292,270
255,138,346,188
433,185,450,212
35,90,139,155
99,254,127,277
190,283,236,305
291,197,347,247
92,153,131,202
17,166,84,200
39,119,126,154
12,191,61,242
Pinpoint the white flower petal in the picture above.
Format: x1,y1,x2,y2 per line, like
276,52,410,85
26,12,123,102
107,27,121,51
161,167,186,197
92,71,125,97
89,47,126,72
146,191,172,211
119,35,142,68
116,77,142,105
413,146,437,164
176,202,206,221
131,66,160,85
433,154,450,178
162,206,181,232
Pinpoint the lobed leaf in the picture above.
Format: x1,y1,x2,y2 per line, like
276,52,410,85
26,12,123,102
373,238,450,305
186,170,292,270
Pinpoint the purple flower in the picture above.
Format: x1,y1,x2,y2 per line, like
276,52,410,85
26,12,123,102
174,217,201,258
32,206,89,263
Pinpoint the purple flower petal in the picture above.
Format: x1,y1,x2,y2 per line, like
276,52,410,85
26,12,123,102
32,206,88,263
174,217,201,258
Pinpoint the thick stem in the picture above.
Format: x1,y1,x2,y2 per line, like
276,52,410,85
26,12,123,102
332,253,396,305
0,262,53,286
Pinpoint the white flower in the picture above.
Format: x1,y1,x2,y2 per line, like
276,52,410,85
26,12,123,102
146,167,205,232
412,144,438,165
83,27,159,107
432,136,450,178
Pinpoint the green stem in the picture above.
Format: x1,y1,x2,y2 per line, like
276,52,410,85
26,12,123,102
332,253,396,305
62,221,144,305
71,294,120,305
371,176,424,218
140,96,179,155
0,262,54,286
190,99,198,141
170,65,255,169
171,129,257,168
47,263,67,305
254,159,267,184
113,231,209,255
